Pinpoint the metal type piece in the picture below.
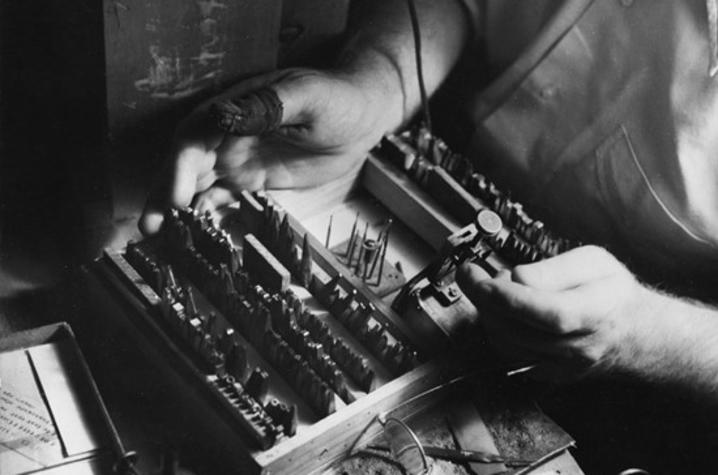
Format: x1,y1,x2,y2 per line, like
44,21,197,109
164,265,179,291
246,367,270,402
204,312,217,335
345,212,360,259
227,342,249,382
319,274,342,304
185,288,199,318
265,399,298,437
300,234,313,287
220,328,236,355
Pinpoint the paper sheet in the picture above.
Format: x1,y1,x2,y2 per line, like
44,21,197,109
0,349,63,473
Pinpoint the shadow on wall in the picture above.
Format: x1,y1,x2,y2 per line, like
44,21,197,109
0,0,106,290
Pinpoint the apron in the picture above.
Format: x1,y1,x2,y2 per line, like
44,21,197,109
467,0,718,290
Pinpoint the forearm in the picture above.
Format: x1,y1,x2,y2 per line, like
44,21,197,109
335,0,471,132
622,286,718,400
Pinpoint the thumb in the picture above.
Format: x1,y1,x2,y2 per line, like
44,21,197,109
210,70,321,136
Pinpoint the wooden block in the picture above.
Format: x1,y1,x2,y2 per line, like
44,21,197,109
426,167,482,224
243,234,290,293
362,155,459,251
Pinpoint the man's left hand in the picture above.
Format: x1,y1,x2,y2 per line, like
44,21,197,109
456,245,653,381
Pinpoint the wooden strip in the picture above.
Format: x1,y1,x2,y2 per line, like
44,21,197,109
104,249,161,307
362,155,460,251
243,234,291,293
426,167,482,224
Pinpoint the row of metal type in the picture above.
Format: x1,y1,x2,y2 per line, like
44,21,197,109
163,209,376,397
158,210,340,417
125,241,285,449
248,192,420,375
378,128,578,265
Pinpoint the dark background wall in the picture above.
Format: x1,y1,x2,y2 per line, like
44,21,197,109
1,1,107,283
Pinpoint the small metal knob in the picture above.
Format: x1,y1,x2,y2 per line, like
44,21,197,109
475,209,503,236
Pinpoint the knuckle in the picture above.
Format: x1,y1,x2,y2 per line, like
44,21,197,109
549,309,577,334
511,264,538,285
501,291,524,312
582,244,609,260
571,341,604,369
583,244,616,265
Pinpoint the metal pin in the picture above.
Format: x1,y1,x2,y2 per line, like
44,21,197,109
370,219,392,280
344,212,360,258
377,224,391,286
325,214,333,248
362,239,379,281
377,218,393,244
506,364,538,377
346,229,357,268
346,224,361,268
367,243,382,282
354,222,369,276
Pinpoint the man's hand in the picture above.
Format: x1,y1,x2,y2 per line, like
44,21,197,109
139,67,402,235
456,245,653,381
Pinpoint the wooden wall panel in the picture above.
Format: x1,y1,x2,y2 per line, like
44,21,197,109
103,0,282,140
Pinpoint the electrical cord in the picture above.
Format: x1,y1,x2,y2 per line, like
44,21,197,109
406,0,433,133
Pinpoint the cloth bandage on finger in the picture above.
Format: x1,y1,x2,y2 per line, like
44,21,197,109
210,87,284,136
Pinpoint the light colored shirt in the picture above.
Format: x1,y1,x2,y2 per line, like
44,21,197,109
463,0,718,292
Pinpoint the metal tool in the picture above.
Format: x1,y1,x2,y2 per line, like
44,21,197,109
367,444,533,467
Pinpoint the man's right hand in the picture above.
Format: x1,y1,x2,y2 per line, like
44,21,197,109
139,67,402,235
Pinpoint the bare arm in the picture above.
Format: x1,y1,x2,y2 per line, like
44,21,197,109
626,288,718,398
140,0,472,234
335,0,472,130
